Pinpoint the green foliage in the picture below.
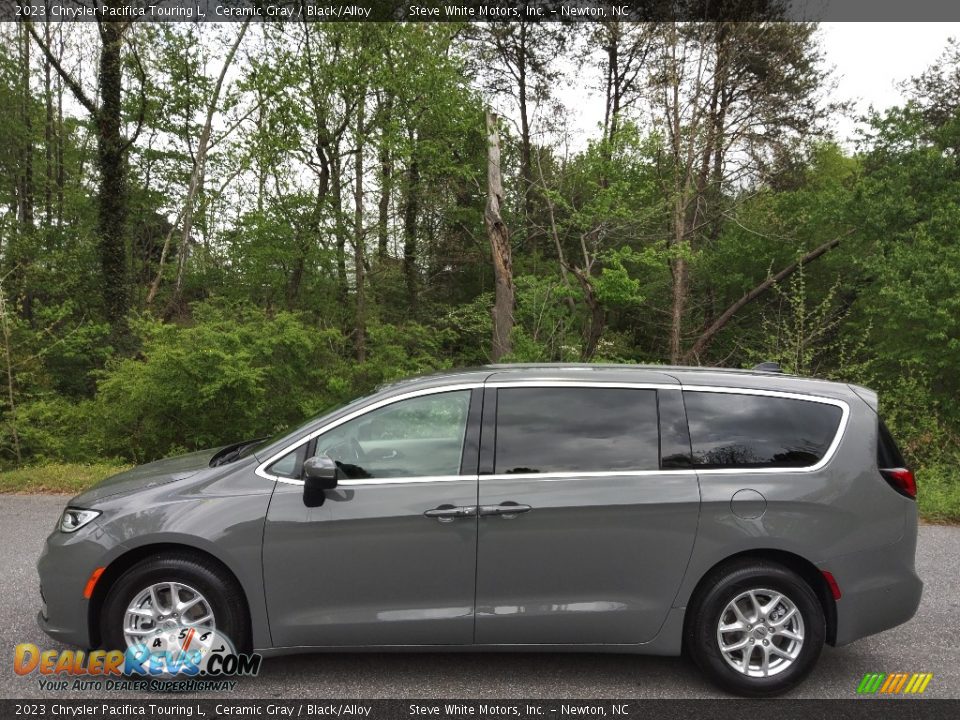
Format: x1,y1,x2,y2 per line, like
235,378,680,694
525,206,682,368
747,264,869,379
2,396,100,464
916,464,960,524
504,275,579,363
594,246,663,309
0,25,958,521
13,302,449,464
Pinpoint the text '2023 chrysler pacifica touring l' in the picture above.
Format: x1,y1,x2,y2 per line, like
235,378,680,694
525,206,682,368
37,363,922,696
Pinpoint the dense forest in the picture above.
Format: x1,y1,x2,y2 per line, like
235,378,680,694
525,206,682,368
0,20,958,517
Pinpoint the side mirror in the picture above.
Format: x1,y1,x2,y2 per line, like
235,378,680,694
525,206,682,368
303,455,339,490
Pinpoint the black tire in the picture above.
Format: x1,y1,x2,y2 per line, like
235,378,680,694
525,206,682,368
100,553,250,653
685,560,825,697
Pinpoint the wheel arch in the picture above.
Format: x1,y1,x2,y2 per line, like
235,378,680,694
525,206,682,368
681,548,838,648
88,542,253,651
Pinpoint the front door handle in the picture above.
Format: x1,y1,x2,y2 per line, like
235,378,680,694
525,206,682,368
479,502,532,518
423,504,476,522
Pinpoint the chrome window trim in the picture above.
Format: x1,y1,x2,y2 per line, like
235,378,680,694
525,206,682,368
274,474,469,488
482,470,699,481
486,380,676,390
255,384,481,486
257,380,850,486
682,385,850,475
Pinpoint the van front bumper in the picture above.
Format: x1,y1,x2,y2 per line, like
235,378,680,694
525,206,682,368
36,523,118,649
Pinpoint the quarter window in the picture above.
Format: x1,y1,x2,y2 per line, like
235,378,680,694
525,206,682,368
311,390,471,479
683,391,842,469
494,388,660,474
266,446,305,479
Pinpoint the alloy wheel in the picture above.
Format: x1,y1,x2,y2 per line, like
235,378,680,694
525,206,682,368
122,581,216,653
716,587,805,678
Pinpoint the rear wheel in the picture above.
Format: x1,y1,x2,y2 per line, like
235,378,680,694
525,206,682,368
100,554,250,655
686,560,825,696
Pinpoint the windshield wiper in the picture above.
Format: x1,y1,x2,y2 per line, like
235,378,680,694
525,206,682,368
209,438,266,467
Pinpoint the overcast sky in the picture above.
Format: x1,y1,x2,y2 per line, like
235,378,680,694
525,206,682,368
820,22,960,141
557,22,960,149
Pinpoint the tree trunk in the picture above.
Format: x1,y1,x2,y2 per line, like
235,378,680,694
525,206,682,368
0,285,21,466
333,150,347,306
603,29,621,152
14,25,35,321
377,150,391,260
161,20,249,315
286,231,307,310
485,111,514,361
569,265,605,362
353,97,366,363
402,132,419,309
19,24,35,233
43,22,54,227
536,152,576,312
55,32,64,229
23,22,73,231
377,93,393,260
96,19,129,331
517,27,535,256
668,194,688,364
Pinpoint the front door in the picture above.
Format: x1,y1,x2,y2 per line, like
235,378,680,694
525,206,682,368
262,387,480,648
474,381,700,645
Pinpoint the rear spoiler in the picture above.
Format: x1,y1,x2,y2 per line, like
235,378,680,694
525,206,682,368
847,384,878,413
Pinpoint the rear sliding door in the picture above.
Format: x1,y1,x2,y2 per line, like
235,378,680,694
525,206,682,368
474,382,701,645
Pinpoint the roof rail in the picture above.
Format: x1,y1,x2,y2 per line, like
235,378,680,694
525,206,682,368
752,361,783,373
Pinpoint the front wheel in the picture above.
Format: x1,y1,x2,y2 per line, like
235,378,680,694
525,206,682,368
100,554,250,657
686,560,825,697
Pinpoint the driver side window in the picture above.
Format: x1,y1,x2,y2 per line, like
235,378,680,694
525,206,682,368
312,390,471,480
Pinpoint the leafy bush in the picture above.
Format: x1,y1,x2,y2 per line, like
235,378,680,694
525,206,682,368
2,396,102,463
16,302,450,463
916,463,960,524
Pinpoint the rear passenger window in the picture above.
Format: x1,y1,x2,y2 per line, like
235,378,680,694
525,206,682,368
494,388,659,474
684,391,842,469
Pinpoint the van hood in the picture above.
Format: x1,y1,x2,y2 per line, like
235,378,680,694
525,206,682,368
70,446,231,507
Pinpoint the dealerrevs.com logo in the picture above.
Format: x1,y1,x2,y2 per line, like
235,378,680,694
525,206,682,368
857,672,934,695
14,630,262,692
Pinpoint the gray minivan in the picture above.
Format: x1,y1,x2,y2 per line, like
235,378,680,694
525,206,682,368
38,364,922,696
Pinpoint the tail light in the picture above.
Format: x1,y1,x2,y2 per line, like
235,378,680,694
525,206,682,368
877,420,915,499
880,467,917,500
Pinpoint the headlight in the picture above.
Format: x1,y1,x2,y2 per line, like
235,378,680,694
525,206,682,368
59,507,101,533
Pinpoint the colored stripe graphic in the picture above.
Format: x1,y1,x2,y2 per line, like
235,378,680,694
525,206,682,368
879,674,898,693
857,673,886,693
857,672,933,694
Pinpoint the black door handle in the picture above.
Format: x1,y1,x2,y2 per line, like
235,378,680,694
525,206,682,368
479,502,532,518
423,504,477,522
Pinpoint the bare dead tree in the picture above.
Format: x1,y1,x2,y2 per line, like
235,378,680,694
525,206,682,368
484,111,514,361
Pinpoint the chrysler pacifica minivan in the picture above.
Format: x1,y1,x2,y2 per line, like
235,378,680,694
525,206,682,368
38,364,922,695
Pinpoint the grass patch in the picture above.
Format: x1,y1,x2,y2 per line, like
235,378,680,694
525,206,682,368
0,462,130,495
917,464,960,524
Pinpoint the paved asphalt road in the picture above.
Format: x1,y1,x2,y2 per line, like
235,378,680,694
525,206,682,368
1,495,957,700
